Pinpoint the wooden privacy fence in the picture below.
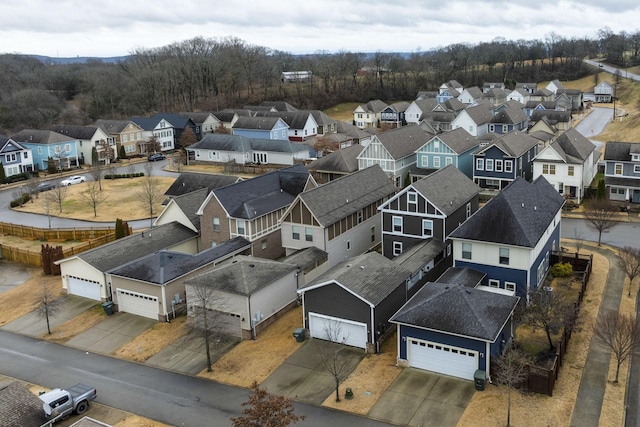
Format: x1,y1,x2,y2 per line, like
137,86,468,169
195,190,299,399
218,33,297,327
0,222,116,241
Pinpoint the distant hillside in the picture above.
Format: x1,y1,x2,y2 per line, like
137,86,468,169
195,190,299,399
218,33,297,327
31,55,129,64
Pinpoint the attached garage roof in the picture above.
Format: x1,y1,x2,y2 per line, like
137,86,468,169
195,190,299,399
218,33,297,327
390,282,519,342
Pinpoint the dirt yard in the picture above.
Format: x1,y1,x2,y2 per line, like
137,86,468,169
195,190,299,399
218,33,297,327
114,316,190,362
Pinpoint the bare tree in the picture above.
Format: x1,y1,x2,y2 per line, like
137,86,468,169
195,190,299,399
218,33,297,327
89,161,105,191
24,175,40,200
593,311,640,382
136,163,165,227
494,343,531,427
231,381,306,427
525,286,578,353
79,180,108,217
583,197,621,246
573,228,585,255
47,183,69,213
619,246,640,296
99,139,115,165
35,283,62,335
11,186,28,207
41,191,56,229
317,320,354,402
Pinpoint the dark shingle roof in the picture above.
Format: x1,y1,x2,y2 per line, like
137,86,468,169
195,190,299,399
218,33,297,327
297,165,395,226
167,188,209,229
550,128,596,163
0,381,50,427
232,116,285,130
374,124,435,159
189,133,308,154
478,131,539,158
302,252,412,306
261,101,298,112
435,267,486,288
179,112,217,125
283,246,329,270
490,106,528,125
392,239,447,273
185,255,297,296
410,165,481,215
432,127,479,154
306,144,363,174
130,116,162,131
530,110,572,124
164,172,241,198
11,129,72,144
254,111,314,129
390,282,519,341
449,177,564,247
462,104,494,125
94,119,138,134
604,141,640,161
50,124,100,140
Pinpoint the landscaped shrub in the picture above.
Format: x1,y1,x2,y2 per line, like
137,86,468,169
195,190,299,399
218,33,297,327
549,262,573,278
10,192,31,207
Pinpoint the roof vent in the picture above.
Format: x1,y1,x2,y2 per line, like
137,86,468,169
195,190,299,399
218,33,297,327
360,266,365,270
346,199,349,203
249,264,255,268
346,264,352,268
521,203,525,208
534,206,537,211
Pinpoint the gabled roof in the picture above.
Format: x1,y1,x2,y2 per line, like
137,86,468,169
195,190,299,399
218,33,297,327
107,237,251,284
336,121,373,140
504,99,525,110
392,239,447,273
189,133,308,154
11,129,73,144
179,111,219,125
363,99,389,113
461,103,494,125
94,119,141,134
409,164,481,215
530,110,571,124
533,88,554,97
490,106,527,124
524,101,557,110
232,116,287,130
390,282,519,342
416,90,438,99
307,110,338,127
130,116,163,130
306,144,363,174
205,164,311,220
371,124,435,160
515,82,538,91
549,128,596,163
185,255,297,296
529,130,555,144
212,110,238,123
294,164,395,227
162,188,209,230
604,141,640,161
0,136,27,153
461,86,484,100
449,177,564,247
261,101,299,112
283,246,329,271
50,124,100,140
412,98,439,114
387,101,410,112
300,252,412,306
150,113,194,130
435,267,486,288
60,221,198,272
444,98,466,111
0,381,49,427
254,111,314,129
165,172,241,198
476,131,539,158
429,127,479,154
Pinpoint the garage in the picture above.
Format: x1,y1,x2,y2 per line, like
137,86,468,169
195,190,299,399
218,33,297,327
407,338,478,380
116,289,158,320
308,313,368,349
68,276,101,301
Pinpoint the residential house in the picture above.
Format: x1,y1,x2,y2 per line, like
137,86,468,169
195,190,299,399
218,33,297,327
530,110,573,132
187,133,311,166
155,188,209,235
56,221,200,302
533,128,599,202
94,119,145,158
254,111,318,141
451,103,494,137
416,90,438,100
280,165,396,268
11,129,81,170
449,177,565,298
297,251,412,352
130,116,176,153
336,121,374,146
603,141,640,203
436,87,461,103
553,92,573,112
306,110,339,136
381,102,410,127
179,112,222,136
415,127,480,178
261,101,299,112
556,89,583,111
379,164,481,259
392,239,449,297
197,164,316,258
353,99,388,129
530,88,555,102
306,144,363,184
439,80,464,95
488,105,529,135
483,82,506,93
524,101,562,118
482,88,508,107
390,281,519,380
0,136,33,177
213,110,242,130
150,113,199,147
106,238,251,320
546,79,565,94
506,88,530,104
357,124,435,187
594,81,614,103
528,115,559,136
515,82,538,94
458,86,484,105
231,116,289,141
405,99,443,124
473,131,540,190
50,124,113,165
281,71,313,82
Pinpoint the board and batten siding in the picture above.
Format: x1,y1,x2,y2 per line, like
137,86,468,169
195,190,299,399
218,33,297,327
304,283,371,336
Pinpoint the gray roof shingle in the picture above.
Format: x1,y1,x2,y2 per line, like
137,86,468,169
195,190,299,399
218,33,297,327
0,381,49,427
550,128,596,163
306,144,363,174
374,124,435,159
604,141,640,161
410,165,481,215
431,127,479,154
165,172,241,198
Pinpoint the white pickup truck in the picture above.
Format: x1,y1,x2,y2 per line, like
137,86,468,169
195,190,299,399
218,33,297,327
38,383,97,423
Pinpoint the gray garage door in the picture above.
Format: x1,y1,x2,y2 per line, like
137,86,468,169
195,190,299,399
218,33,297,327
68,276,101,301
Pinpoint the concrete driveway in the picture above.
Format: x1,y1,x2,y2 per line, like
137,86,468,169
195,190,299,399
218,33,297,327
66,312,156,355
368,368,475,427
0,294,97,336
0,260,31,294
260,339,365,405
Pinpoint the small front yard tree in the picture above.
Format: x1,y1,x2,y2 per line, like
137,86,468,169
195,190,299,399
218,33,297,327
136,163,165,228
583,197,620,246
494,343,531,427
593,311,640,383
80,180,108,217
619,246,640,296
318,320,355,402
35,282,62,335
525,286,578,353
231,381,306,427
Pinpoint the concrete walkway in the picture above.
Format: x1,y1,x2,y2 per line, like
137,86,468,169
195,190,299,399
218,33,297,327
570,244,625,427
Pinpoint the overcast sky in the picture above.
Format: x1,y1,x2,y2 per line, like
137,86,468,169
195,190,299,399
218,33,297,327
2,0,638,58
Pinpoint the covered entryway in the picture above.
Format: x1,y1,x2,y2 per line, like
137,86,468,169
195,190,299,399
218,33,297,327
407,338,478,380
308,313,368,349
68,276,101,301
116,289,158,320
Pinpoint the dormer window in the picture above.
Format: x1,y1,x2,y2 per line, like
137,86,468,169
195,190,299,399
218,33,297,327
632,154,640,162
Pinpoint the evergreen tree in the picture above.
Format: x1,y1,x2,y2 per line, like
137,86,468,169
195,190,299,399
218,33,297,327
0,164,6,183
115,218,125,239
119,145,127,160
47,157,57,174
597,179,606,200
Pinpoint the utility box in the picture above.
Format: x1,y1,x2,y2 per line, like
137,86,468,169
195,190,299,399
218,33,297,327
293,328,306,342
474,370,486,391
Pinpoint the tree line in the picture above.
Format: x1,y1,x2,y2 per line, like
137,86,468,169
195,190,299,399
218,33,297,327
0,28,638,135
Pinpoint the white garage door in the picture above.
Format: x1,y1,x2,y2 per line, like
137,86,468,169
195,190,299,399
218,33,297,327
68,276,101,301
116,289,158,320
408,338,478,380
308,313,368,349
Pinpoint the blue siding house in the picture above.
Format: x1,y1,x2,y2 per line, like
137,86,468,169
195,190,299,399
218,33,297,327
11,129,81,171
449,177,565,299
390,282,519,381
232,116,290,140
415,127,480,178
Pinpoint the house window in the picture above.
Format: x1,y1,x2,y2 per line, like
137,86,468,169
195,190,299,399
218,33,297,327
357,211,363,223
346,240,351,251
433,157,441,168
38,147,42,155
505,282,516,293
543,164,556,175
392,216,403,233
558,182,564,194
499,247,510,265
462,242,472,259
634,165,640,174
261,240,267,250
64,144,71,152
237,220,246,235
421,155,429,167
371,226,376,242
466,202,471,218
408,192,417,208
495,160,503,172
476,158,484,171
213,217,220,231
519,157,522,169
615,163,623,175
486,159,494,171
434,140,440,149
445,157,453,166
422,220,433,237
489,124,495,132
568,166,575,176
488,279,500,288
393,242,402,257
447,244,452,256
305,227,313,242
505,160,513,173
292,225,300,240
537,261,545,285
502,125,508,133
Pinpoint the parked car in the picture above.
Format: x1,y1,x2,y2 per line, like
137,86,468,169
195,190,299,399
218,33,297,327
38,383,97,423
37,181,57,192
147,153,166,162
60,175,86,186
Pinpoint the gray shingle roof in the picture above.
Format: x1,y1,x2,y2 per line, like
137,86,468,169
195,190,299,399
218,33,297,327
233,116,285,130
261,101,299,112
604,141,640,161
189,133,308,154
362,99,388,113
435,267,486,288
463,86,484,100
449,177,565,247
374,124,435,159
0,381,49,427
410,165,481,215
185,255,297,296
283,246,329,270
164,172,241,198
392,239,447,273
550,128,596,163
490,106,528,125
168,188,209,230
50,124,100,140
94,119,138,134
530,110,571,124
11,129,73,144
462,104,494,125
431,127,479,154
298,164,395,226
307,110,338,127
390,282,519,341
306,144,363,174
477,131,539,158
302,252,412,306
254,111,313,130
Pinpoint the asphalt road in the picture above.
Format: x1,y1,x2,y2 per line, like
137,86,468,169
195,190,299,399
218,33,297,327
0,331,392,427
583,59,640,83
561,218,640,250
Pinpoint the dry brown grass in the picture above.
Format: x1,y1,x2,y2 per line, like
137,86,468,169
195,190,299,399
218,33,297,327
321,331,401,415
114,416,171,427
0,268,62,327
458,247,609,427
198,306,305,387
42,304,105,342
114,316,190,362
0,234,81,252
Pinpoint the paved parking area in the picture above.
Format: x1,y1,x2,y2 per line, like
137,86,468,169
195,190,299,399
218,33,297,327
0,260,31,294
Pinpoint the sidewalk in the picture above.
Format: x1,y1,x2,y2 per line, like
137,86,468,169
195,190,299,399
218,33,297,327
570,244,625,427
